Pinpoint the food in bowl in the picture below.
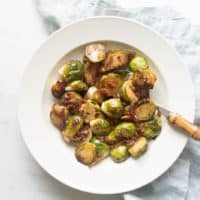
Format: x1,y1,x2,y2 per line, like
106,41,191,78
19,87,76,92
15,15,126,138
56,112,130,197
50,43,162,166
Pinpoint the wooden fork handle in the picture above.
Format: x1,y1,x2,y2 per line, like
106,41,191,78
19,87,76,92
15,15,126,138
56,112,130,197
168,113,200,140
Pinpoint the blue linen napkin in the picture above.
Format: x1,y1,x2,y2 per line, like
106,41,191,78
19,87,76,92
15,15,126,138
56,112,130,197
35,1,200,199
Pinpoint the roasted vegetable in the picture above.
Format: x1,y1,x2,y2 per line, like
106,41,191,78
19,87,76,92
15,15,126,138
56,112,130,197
86,86,104,104
65,80,88,93
90,118,111,136
139,117,162,139
132,100,156,122
106,122,136,144
69,126,92,144
132,69,157,89
110,145,128,163
62,115,84,142
98,73,122,97
90,137,110,166
80,100,103,123
100,50,129,73
83,58,100,86
85,43,106,63
75,142,96,165
101,98,123,119
129,56,148,72
120,80,138,103
59,60,83,81
128,137,148,158
51,80,66,98
50,104,69,130
62,91,83,113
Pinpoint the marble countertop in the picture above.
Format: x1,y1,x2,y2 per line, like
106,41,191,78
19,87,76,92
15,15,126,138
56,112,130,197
0,0,199,199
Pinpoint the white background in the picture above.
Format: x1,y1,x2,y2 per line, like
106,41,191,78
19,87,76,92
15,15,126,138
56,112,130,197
0,0,199,199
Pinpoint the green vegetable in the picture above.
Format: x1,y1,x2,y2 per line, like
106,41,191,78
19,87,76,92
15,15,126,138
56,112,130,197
80,100,103,123
99,73,123,97
101,98,123,119
139,117,162,138
106,122,136,144
59,60,83,81
50,104,69,130
120,80,138,103
65,80,88,92
75,142,96,165
110,145,128,162
134,100,156,122
129,56,148,72
62,115,84,142
90,118,111,136
128,137,148,158
86,86,104,104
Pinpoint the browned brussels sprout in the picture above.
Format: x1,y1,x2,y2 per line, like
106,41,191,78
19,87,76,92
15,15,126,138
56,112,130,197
50,103,69,130
65,80,88,93
51,80,66,98
85,86,104,104
110,145,128,163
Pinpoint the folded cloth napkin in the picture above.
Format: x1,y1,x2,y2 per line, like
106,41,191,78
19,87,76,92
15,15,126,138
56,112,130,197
35,1,200,199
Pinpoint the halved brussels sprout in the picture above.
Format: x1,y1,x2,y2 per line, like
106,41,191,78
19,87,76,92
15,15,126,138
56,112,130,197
70,126,92,145
128,137,148,158
62,91,83,113
85,43,106,63
101,98,123,119
59,60,83,81
139,117,162,139
100,50,129,73
129,56,148,72
120,80,138,103
65,80,88,93
132,69,157,89
98,73,122,97
133,100,156,122
90,118,111,136
50,104,69,130
106,122,136,144
110,145,128,163
83,57,100,86
62,115,84,142
75,142,96,165
86,86,104,104
51,80,66,98
90,137,110,166
80,100,103,123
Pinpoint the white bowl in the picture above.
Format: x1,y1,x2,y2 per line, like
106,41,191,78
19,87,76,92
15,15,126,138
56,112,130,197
18,17,194,194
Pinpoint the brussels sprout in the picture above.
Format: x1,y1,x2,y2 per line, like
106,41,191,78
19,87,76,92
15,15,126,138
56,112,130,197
106,122,136,144
101,98,123,119
62,91,83,113
90,137,110,166
132,69,157,89
50,104,69,130
128,137,148,158
86,86,104,104
85,43,106,63
133,100,156,122
120,80,138,103
110,145,128,163
75,142,96,165
90,118,111,136
139,117,162,139
100,50,129,73
129,56,148,72
65,80,88,93
80,100,103,123
98,73,122,97
51,80,66,98
62,115,84,142
59,60,83,81
83,57,100,86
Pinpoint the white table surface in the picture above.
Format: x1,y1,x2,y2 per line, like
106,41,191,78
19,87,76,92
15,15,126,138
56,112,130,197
0,0,199,199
